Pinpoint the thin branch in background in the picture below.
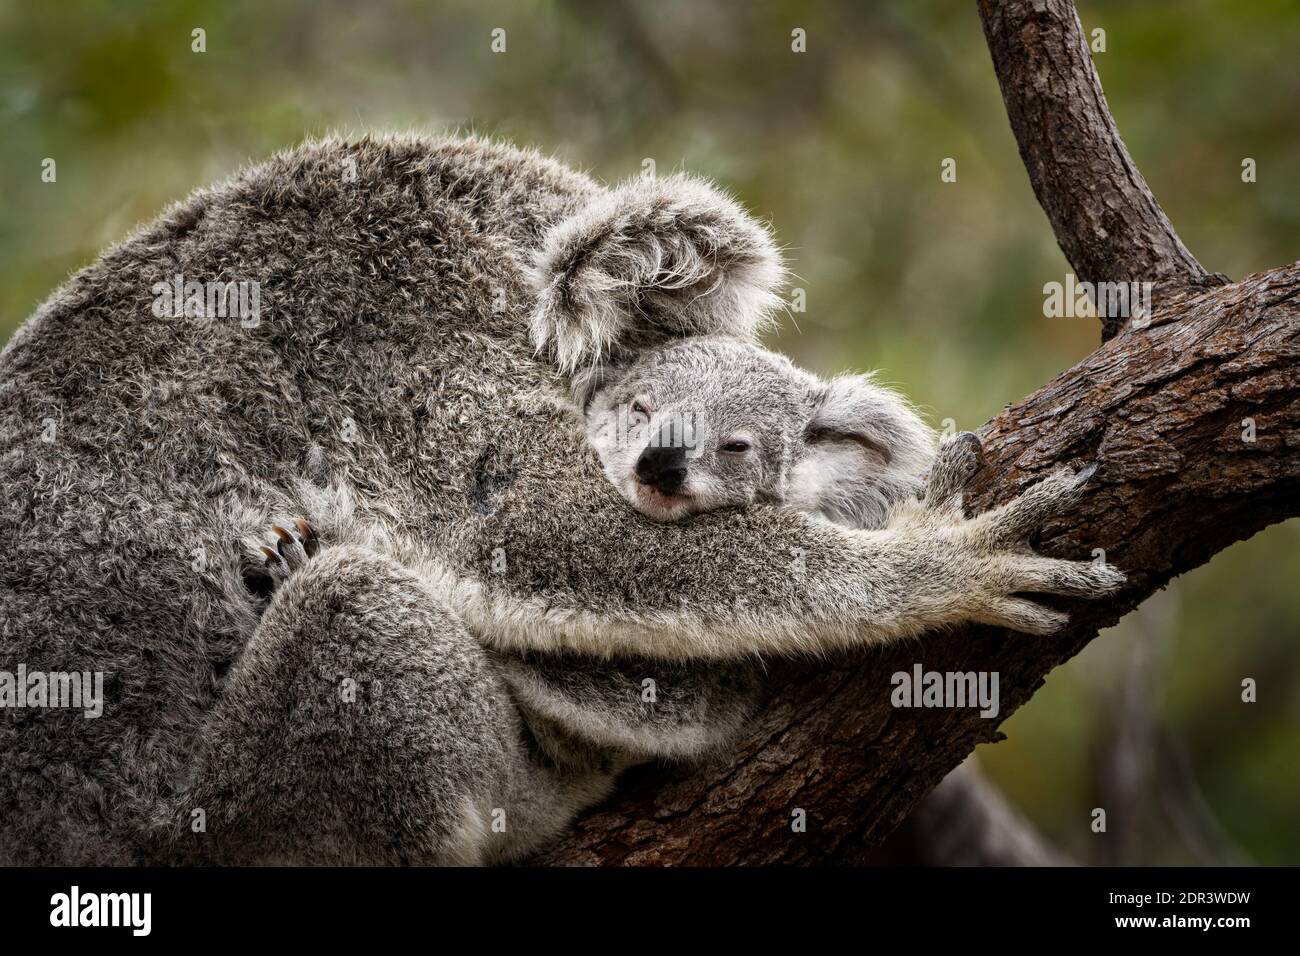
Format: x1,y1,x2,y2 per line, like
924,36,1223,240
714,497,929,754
977,1,1229,325
1092,585,1254,866
1156,727,1254,866
1093,587,1176,864
908,757,1076,866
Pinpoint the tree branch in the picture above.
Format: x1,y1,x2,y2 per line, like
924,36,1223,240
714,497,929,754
978,0,1228,339
535,1,1299,865
899,757,1075,866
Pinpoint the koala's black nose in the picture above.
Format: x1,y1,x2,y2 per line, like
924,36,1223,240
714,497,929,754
635,445,688,494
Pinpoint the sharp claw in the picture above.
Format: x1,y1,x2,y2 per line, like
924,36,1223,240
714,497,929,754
260,546,281,565
276,536,294,559
294,517,316,541
272,525,294,544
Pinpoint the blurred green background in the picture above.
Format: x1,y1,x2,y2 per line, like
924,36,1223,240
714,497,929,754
2,0,1296,864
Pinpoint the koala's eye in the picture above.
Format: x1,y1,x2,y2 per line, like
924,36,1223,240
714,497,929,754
719,439,752,455
630,398,651,418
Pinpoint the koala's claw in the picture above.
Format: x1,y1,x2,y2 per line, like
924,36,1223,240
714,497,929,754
243,517,320,600
970,554,1124,637
976,464,1100,548
295,516,320,556
973,466,1124,632
904,450,1125,636
974,598,1070,637
996,554,1126,598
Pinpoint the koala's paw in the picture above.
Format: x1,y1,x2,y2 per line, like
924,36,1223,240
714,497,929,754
924,431,984,510
241,517,321,601
910,432,1126,636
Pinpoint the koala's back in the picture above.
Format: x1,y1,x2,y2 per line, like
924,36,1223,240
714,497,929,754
0,135,596,862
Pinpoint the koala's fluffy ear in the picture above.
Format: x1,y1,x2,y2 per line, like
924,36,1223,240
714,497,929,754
793,374,936,529
527,174,785,374
569,360,621,412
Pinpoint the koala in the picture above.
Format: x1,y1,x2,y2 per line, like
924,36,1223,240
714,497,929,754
0,134,1124,866
583,336,934,529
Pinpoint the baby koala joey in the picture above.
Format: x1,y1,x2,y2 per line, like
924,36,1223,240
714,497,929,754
583,336,1124,637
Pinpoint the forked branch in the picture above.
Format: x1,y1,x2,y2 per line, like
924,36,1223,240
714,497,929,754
978,0,1228,338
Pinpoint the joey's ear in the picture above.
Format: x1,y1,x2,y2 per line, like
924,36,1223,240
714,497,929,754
570,361,623,413
527,174,785,374
806,375,933,470
798,374,936,528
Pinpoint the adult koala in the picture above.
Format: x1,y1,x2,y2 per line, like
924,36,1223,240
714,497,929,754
0,135,1120,864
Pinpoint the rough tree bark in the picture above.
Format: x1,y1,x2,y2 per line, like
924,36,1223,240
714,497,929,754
979,0,1230,339
536,0,1300,865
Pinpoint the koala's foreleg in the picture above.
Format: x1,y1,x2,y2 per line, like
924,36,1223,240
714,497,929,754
173,538,529,865
468,434,1126,662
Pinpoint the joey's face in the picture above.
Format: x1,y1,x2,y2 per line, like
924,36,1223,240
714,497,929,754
583,337,936,528
584,341,808,522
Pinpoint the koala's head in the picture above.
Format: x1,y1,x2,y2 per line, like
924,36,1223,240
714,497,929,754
582,338,934,526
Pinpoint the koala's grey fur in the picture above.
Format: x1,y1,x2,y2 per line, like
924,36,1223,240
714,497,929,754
583,337,935,527
0,134,1122,865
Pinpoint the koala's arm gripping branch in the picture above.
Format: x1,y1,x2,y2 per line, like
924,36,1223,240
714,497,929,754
977,0,1228,339
464,512,915,661
467,441,1121,663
